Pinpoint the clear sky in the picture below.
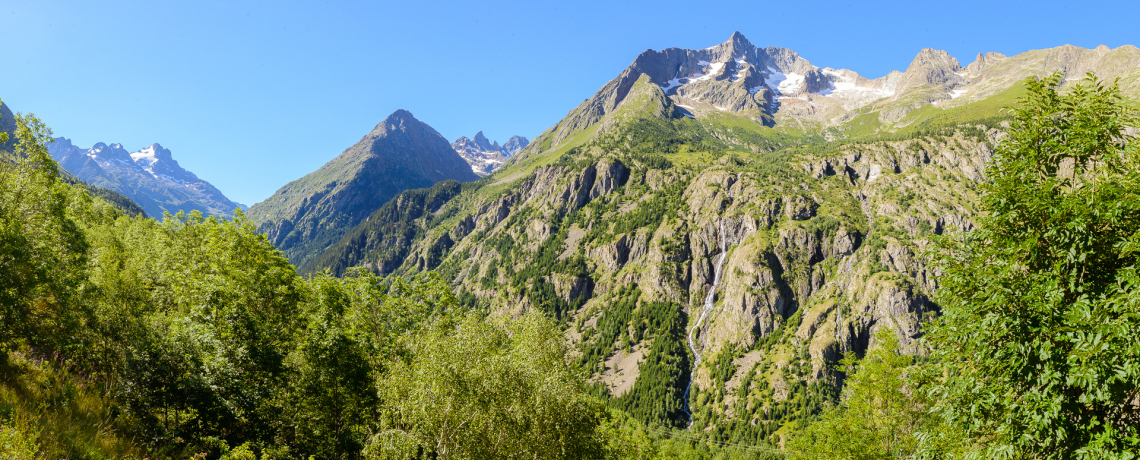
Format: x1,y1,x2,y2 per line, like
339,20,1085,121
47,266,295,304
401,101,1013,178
2,0,1137,205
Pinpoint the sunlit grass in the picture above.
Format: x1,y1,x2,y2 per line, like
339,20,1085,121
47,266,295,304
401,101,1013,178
0,352,143,460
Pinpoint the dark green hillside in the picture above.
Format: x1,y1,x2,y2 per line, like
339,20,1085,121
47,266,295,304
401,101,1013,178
300,179,476,276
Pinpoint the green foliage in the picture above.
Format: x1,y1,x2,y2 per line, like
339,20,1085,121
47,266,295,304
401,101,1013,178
284,274,377,458
0,112,100,356
928,73,1140,458
0,112,624,459
370,311,608,460
0,412,42,460
788,329,937,459
600,409,786,460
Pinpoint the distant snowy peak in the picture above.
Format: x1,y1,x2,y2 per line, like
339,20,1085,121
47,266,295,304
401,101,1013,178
130,143,172,169
75,141,189,182
48,137,244,219
451,132,529,176
88,142,136,165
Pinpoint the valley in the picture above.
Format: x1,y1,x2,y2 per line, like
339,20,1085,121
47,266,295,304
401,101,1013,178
3,28,1140,460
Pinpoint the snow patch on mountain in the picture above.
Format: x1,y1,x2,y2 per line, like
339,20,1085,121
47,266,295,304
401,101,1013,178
765,67,806,96
452,132,529,177
814,69,897,106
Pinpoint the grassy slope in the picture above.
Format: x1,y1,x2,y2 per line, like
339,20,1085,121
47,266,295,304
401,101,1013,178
1,352,143,460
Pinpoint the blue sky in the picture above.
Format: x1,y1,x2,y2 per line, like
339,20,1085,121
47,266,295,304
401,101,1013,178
2,0,1137,205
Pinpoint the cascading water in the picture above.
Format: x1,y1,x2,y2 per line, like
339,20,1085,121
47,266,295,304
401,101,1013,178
682,188,732,429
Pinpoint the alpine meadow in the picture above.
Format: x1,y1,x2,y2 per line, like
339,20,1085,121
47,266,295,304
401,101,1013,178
3,26,1140,460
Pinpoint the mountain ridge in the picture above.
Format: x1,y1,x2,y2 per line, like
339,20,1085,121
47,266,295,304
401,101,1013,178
513,33,1140,165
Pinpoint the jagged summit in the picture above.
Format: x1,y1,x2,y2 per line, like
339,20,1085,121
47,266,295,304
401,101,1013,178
131,143,176,167
472,131,498,151
385,108,415,122
899,48,966,89
452,131,530,176
502,135,529,155
370,109,436,139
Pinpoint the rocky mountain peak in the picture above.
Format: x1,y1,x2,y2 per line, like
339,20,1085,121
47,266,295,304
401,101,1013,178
880,48,970,110
131,143,175,166
723,31,755,55
373,109,421,136
451,131,530,176
247,109,476,267
502,135,530,155
48,136,243,219
908,48,962,73
728,31,749,45
89,142,135,164
965,51,1007,75
473,131,494,151
902,48,965,86
51,136,75,151
701,31,757,64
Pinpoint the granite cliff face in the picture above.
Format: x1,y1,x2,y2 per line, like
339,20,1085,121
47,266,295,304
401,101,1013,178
247,109,479,268
47,138,244,219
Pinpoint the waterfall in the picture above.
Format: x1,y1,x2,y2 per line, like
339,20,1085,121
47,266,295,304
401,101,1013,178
682,188,732,429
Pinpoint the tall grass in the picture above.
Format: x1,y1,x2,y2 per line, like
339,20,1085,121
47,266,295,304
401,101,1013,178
0,351,142,460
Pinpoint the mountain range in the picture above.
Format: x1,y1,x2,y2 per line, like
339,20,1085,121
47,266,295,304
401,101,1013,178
9,31,1140,444
283,32,1140,439
452,132,529,176
47,138,245,220
526,32,1140,156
